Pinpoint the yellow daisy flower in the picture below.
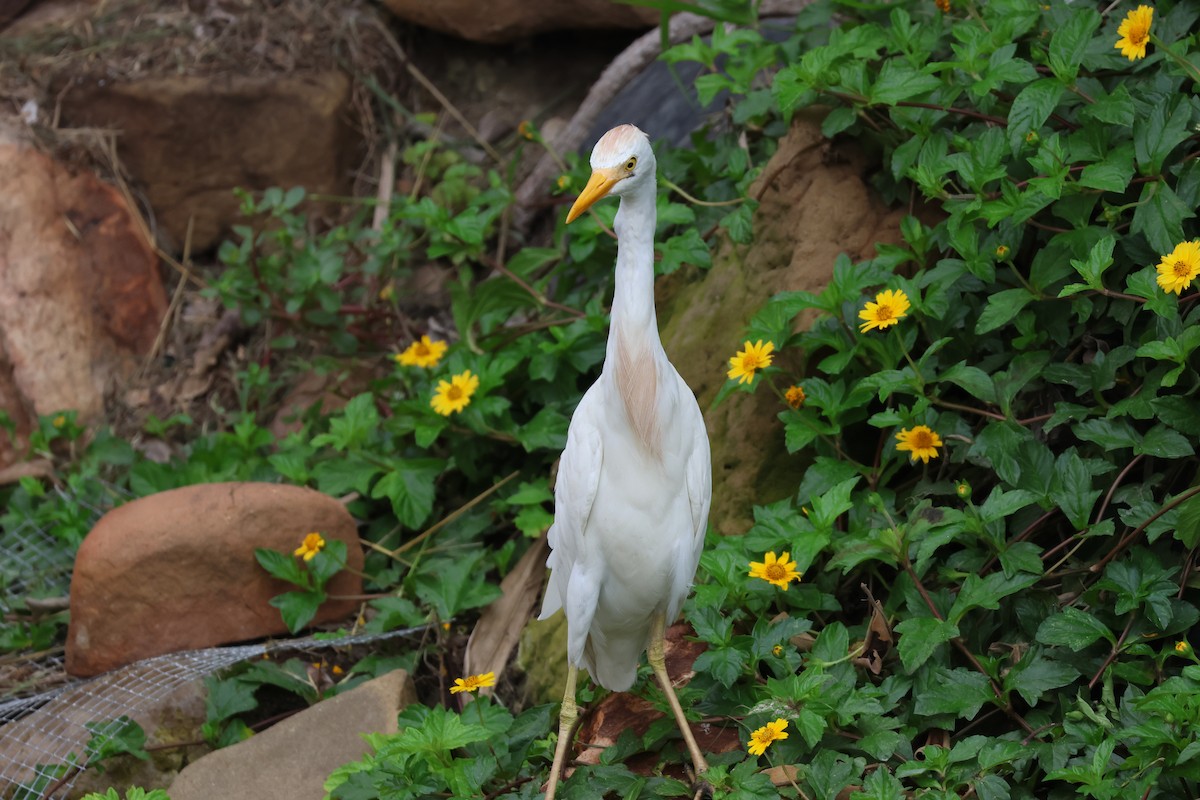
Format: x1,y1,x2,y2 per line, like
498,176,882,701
749,551,802,590
52,415,67,428
895,425,943,464
1176,641,1191,653
747,718,789,756
1115,5,1153,61
431,370,480,416
396,335,448,368
294,532,326,562
1155,240,1200,295
450,672,496,694
727,340,775,384
785,385,806,409
858,289,910,333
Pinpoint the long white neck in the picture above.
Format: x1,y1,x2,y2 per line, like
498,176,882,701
604,177,667,457
608,182,661,359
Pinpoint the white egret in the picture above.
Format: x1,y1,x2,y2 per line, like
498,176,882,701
539,124,711,799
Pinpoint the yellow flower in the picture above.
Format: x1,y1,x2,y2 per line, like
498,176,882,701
749,551,802,590
895,425,943,464
747,718,789,756
1155,240,1200,295
431,370,480,416
332,664,345,675
995,245,1010,258
955,480,972,500
294,532,326,562
727,340,775,384
52,415,66,428
450,672,496,694
935,0,950,11
518,120,536,141
1115,5,1153,61
785,384,806,409
396,335,448,368
1176,641,1191,653
858,289,910,333
556,175,571,191
772,644,784,657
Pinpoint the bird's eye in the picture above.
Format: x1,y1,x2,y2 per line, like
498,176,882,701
624,157,637,172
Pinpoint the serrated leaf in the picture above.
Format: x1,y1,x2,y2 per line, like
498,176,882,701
1036,607,1114,649
1005,650,1080,705
975,288,1035,334
914,667,992,718
869,61,941,105
1134,424,1195,458
1050,450,1102,529
1048,8,1099,82
949,571,1039,625
894,616,959,672
1007,79,1064,153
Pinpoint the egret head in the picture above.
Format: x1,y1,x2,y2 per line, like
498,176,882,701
566,124,655,224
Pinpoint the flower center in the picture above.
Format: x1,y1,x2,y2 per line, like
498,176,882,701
765,563,788,581
415,343,430,356
743,355,763,370
912,431,933,449
1173,259,1192,278
446,386,463,401
875,303,895,320
1131,26,1148,45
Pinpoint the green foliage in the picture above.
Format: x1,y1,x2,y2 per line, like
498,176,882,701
79,789,170,800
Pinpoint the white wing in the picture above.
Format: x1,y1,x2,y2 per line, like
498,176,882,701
539,390,603,625
669,389,711,622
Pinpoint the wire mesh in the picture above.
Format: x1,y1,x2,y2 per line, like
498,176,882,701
0,626,425,799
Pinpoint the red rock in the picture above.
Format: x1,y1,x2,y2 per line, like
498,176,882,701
379,0,655,43
66,482,364,677
59,72,357,253
0,122,166,467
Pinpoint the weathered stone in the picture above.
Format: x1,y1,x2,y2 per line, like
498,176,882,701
0,663,208,795
380,0,655,43
59,72,356,253
168,669,416,800
66,482,364,677
659,110,912,534
0,121,166,467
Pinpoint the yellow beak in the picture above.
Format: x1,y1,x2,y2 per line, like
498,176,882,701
566,168,621,224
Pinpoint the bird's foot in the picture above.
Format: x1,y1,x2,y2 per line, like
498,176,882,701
689,776,714,800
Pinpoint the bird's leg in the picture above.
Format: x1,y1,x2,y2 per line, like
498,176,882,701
545,664,579,800
647,610,709,777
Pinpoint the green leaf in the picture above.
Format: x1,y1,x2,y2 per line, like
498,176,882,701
1174,493,1200,549
914,667,993,718
869,61,941,105
894,616,959,672
371,458,442,529
1066,235,1115,289
975,288,1035,334
1005,649,1080,705
84,716,150,763
1036,607,1114,649
312,454,382,497
949,571,1039,625
849,766,905,800
1131,181,1194,254
270,590,323,633
1134,424,1195,458
1077,147,1134,193
1007,79,1064,153
204,675,259,724
1133,95,1192,175
1049,450,1102,530
412,550,503,620
692,646,746,687
1073,418,1141,450
1048,8,1099,81
255,547,306,586
978,487,1039,523
938,362,997,404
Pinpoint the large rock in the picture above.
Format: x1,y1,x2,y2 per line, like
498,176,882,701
169,669,416,800
380,0,656,43
659,111,912,534
59,72,356,253
0,122,166,466
66,482,364,677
